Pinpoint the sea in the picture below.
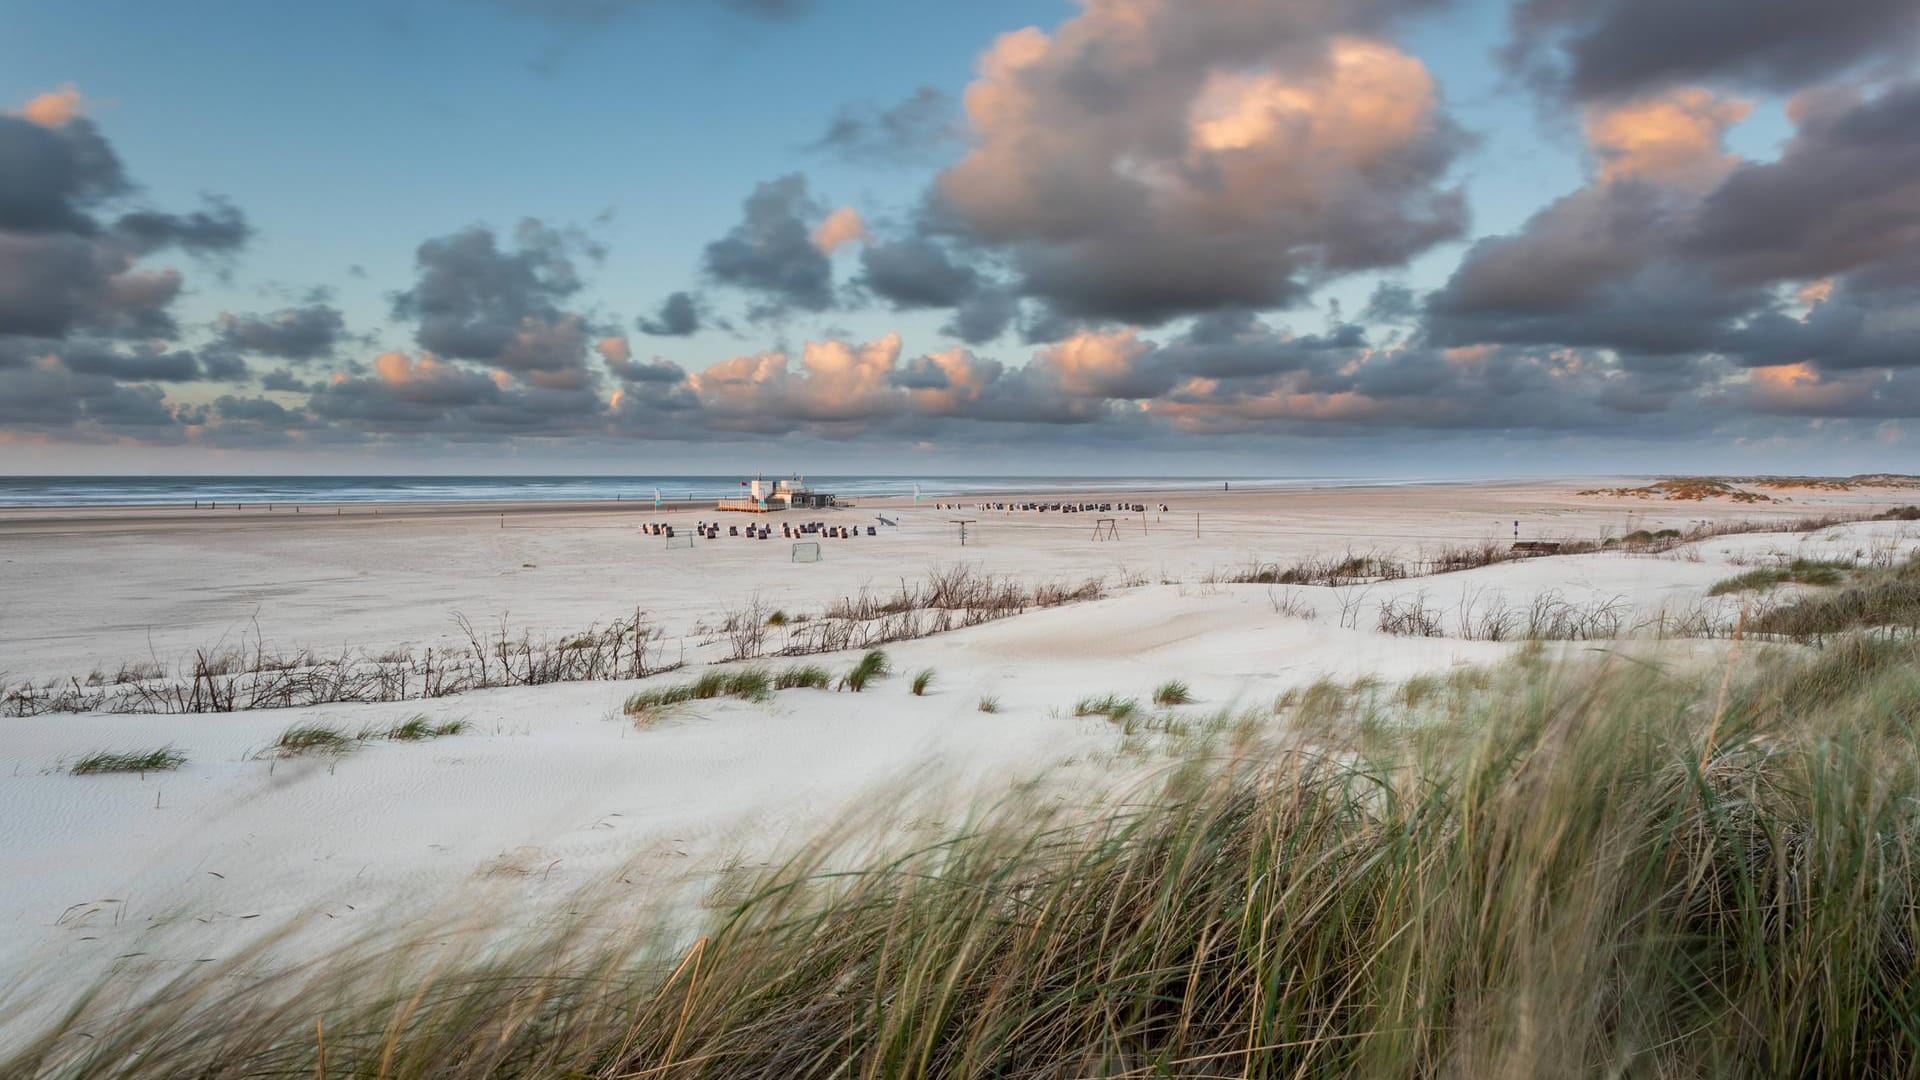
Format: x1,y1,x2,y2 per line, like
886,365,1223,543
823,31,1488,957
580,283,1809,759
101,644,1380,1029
0,475,1378,508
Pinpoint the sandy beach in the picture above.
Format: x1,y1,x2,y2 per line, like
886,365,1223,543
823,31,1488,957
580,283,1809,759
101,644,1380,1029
3,476,1917,1029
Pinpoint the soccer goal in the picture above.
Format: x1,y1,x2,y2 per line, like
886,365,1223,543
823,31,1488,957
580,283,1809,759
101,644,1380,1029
666,533,695,550
791,541,822,563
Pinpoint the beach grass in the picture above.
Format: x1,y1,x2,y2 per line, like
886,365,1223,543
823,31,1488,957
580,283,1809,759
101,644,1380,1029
382,716,468,741
1074,693,1139,722
910,668,936,696
837,649,891,693
17,638,1920,1077
1151,678,1193,705
624,667,774,718
773,664,833,691
977,694,1001,714
69,748,186,776
271,724,357,756
1706,557,1854,595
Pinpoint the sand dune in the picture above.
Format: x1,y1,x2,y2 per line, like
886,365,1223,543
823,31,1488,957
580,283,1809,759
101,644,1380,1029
2,480,1915,1029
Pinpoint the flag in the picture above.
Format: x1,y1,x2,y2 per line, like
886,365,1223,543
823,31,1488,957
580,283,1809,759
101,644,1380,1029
653,488,662,509
913,483,922,505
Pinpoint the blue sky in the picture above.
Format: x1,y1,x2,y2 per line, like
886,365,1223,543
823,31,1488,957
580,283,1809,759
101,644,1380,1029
0,0,1915,474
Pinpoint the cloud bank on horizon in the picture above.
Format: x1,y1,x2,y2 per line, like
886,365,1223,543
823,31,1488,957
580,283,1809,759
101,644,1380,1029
2,0,1918,472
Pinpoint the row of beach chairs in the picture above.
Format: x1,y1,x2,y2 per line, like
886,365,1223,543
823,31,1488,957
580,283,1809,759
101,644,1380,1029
638,521,880,542
933,501,1162,514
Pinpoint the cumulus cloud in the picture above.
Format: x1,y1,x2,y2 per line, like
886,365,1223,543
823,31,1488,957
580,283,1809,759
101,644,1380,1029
858,236,979,309
1585,87,1752,192
925,0,1470,325
391,219,601,389
215,303,348,361
113,196,252,256
0,84,271,445
1428,79,1920,372
597,336,687,384
810,206,868,254
702,174,836,316
636,290,702,337
393,220,583,358
14,84,88,129
1503,0,1920,102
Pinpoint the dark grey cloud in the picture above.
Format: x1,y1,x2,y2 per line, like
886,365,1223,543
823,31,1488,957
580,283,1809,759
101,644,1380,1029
215,303,349,361
858,236,979,309
58,343,234,382
392,219,583,359
0,110,249,347
1427,80,1920,371
1682,83,1920,287
702,174,834,317
260,369,321,394
213,395,300,428
810,86,960,167
941,289,1017,345
636,291,701,336
390,219,600,389
0,114,127,234
0,364,180,431
606,355,686,383
1504,0,1920,102
113,196,252,256
855,235,1016,344
1158,315,1369,380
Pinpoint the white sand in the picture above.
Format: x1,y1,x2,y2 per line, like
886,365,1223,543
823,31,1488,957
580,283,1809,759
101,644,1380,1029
2,480,1914,1023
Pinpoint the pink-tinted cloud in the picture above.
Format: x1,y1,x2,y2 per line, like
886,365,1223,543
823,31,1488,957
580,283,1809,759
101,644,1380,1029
810,206,869,253
1585,86,1751,191
930,0,1467,323
15,84,87,128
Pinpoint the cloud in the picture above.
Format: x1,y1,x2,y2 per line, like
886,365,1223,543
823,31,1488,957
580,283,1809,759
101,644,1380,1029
0,111,129,233
1682,82,1920,286
1427,79,1920,370
58,342,240,382
0,358,186,433
689,333,904,429
113,197,253,256
393,220,584,358
1361,282,1419,325
597,336,687,384
260,369,320,394
702,174,836,316
858,236,979,309
1503,0,1920,102
636,290,702,336
924,1,1470,325
391,219,601,389
0,88,251,355
809,86,961,167
14,84,88,129
810,206,868,254
1585,87,1752,191
215,304,348,362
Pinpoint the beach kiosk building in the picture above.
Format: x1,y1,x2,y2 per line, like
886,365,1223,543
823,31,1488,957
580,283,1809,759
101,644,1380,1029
717,476,839,513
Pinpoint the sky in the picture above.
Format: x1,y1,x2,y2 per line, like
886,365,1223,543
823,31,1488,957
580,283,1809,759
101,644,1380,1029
1,0,1917,477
